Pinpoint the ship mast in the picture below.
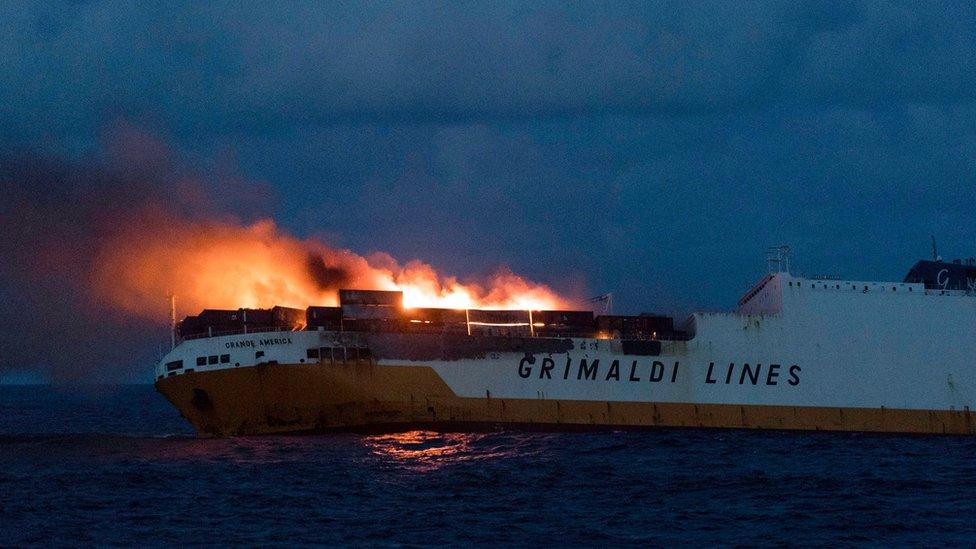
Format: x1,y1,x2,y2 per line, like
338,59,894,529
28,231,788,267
169,294,176,350
588,293,613,315
766,245,792,273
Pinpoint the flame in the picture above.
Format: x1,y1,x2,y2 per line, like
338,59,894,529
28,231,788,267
91,216,568,318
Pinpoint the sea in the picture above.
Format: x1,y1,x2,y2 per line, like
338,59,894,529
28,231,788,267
2,385,976,546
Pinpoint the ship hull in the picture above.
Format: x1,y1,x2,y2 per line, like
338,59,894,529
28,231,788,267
155,270,976,437
155,362,976,436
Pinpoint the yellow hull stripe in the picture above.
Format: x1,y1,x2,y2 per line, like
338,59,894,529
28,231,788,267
155,363,976,436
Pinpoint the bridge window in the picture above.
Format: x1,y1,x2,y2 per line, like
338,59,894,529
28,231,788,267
220,354,230,363
165,360,183,372
196,356,206,366
255,351,265,359
208,355,218,365
306,348,320,359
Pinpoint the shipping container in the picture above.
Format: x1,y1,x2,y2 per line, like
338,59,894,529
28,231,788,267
398,308,468,333
178,313,243,339
338,289,403,307
240,308,273,326
638,313,675,331
305,306,342,328
401,307,468,324
468,309,532,325
596,314,675,339
535,326,597,337
342,304,402,320
197,309,242,323
306,306,342,321
177,316,204,339
533,310,594,327
272,306,306,328
469,323,532,337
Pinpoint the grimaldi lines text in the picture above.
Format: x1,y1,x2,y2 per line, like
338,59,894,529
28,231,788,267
154,258,976,436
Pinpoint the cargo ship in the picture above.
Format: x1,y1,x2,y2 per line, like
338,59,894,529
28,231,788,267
154,250,976,436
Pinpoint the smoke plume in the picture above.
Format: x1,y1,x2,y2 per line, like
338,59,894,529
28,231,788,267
0,128,569,382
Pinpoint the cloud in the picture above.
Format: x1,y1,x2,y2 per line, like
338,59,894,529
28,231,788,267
2,1,976,384
3,0,975,148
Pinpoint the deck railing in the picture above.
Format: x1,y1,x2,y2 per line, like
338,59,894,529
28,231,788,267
178,325,303,342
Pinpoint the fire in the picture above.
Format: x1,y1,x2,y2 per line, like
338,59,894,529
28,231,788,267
0,129,575,383
92,216,568,318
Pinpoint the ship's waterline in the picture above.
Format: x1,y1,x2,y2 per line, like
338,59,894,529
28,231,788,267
155,362,976,436
154,258,976,436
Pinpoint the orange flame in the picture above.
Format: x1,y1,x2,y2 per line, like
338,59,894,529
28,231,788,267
92,217,568,318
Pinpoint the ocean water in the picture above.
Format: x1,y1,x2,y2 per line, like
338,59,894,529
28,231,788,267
2,386,976,546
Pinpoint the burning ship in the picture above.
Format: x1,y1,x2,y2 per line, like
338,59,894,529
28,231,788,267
155,250,976,436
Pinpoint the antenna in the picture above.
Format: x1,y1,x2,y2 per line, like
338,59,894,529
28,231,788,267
588,293,613,315
931,236,941,262
766,245,792,273
169,294,176,350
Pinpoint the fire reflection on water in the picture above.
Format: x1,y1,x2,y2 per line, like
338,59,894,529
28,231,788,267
363,431,510,471
121,431,521,469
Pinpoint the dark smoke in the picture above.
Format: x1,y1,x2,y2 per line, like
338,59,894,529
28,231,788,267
0,127,572,382
0,128,265,383
305,254,352,291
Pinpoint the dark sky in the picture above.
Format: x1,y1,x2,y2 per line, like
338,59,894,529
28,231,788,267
2,1,976,381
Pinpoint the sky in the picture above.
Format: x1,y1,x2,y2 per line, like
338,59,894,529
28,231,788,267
2,1,976,382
